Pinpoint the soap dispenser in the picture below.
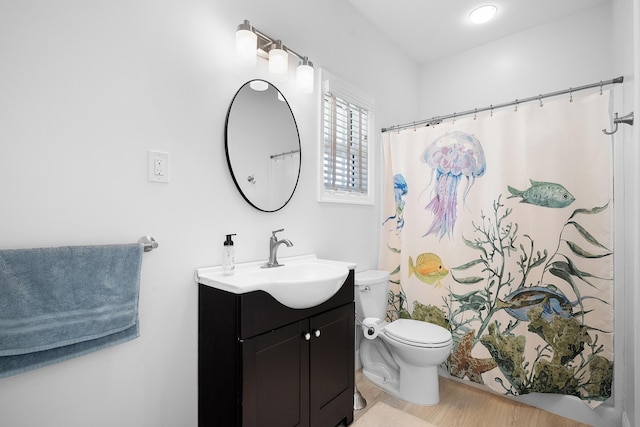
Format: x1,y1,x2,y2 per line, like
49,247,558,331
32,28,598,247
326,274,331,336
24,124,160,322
222,234,236,276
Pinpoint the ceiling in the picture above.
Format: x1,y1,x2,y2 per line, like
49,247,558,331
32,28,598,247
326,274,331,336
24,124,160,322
348,0,611,65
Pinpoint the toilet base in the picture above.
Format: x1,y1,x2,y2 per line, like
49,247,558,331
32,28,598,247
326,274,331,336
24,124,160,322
362,365,441,406
359,338,445,406
399,365,440,406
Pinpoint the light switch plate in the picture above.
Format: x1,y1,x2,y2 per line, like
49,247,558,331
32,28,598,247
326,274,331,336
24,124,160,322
148,150,170,183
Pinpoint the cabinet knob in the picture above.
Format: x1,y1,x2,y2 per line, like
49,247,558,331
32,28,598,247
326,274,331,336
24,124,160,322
313,329,321,338
303,332,311,341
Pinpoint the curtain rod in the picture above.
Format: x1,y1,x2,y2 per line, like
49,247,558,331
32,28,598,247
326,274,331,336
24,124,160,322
270,148,301,159
381,76,624,133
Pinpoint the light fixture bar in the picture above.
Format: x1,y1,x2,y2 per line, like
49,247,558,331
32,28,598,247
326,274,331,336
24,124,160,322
236,20,315,93
252,28,307,63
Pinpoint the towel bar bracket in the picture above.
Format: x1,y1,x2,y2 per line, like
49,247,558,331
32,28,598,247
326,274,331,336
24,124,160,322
138,236,158,252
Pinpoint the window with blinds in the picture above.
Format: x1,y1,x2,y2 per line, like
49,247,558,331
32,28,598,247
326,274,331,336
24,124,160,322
322,92,370,195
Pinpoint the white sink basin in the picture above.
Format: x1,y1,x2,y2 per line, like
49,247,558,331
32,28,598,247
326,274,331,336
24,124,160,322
195,254,356,309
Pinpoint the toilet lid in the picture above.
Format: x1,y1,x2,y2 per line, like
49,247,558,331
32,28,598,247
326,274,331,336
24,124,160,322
384,319,452,347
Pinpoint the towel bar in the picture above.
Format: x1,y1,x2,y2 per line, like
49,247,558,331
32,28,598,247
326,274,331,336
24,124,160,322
138,236,158,252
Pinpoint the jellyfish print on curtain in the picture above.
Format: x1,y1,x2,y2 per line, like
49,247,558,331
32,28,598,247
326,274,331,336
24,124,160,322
379,91,614,408
422,131,486,239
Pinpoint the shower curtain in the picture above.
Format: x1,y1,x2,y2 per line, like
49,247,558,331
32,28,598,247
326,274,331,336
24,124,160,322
379,91,614,408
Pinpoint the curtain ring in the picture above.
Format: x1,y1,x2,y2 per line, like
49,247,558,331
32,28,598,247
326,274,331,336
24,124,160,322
473,108,477,120
539,95,543,108
600,81,603,95
452,112,456,124
490,104,493,117
514,99,519,112
569,88,573,103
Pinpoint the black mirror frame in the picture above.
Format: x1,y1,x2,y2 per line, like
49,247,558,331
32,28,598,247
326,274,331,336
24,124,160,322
224,79,301,212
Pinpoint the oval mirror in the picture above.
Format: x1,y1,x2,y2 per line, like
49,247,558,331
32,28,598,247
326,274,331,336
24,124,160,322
225,80,301,212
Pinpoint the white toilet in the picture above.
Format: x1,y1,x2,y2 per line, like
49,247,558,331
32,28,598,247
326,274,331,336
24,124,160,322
355,270,452,406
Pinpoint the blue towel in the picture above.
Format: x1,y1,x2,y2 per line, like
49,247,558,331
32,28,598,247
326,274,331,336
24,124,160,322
0,243,143,378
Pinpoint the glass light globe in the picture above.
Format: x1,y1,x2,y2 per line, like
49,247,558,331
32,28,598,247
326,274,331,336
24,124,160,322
296,59,314,94
235,23,257,67
269,41,288,81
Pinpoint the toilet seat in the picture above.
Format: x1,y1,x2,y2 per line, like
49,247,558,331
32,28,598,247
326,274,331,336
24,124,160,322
384,319,452,348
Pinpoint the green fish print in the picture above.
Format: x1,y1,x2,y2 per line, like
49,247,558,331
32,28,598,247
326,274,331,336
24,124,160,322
408,253,448,288
507,179,575,208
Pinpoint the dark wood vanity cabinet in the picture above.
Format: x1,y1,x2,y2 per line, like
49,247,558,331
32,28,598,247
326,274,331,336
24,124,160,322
198,270,355,427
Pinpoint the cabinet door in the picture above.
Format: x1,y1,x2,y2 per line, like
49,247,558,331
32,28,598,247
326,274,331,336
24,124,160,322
242,320,310,427
309,303,355,427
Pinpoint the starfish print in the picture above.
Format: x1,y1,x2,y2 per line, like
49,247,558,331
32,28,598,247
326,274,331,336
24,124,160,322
449,329,497,384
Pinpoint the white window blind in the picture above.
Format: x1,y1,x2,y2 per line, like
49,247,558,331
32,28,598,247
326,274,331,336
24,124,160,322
322,92,370,194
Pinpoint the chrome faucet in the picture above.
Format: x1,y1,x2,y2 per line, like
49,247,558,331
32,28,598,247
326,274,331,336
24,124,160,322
262,229,293,268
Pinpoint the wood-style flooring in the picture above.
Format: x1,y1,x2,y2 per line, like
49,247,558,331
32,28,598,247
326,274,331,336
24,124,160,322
353,370,592,427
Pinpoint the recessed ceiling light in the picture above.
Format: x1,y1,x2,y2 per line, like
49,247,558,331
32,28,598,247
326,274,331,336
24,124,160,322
469,5,497,24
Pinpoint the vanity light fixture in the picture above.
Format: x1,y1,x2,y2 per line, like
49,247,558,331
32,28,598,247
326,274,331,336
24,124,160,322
235,20,315,93
469,5,497,24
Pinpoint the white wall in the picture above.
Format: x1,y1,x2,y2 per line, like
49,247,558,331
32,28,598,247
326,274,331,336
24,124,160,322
0,1,418,426
613,1,640,427
417,4,614,117
417,2,638,426
620,1,640,425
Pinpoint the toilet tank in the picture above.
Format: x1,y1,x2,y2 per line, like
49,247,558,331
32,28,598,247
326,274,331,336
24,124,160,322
355,270,390,320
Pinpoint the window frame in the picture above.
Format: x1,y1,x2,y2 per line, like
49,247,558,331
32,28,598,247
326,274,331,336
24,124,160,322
318,71,375,205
